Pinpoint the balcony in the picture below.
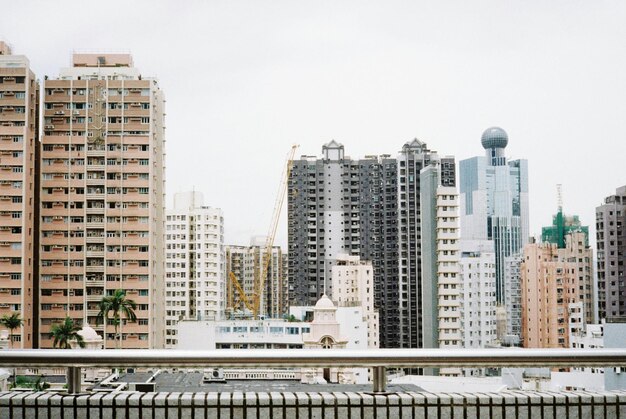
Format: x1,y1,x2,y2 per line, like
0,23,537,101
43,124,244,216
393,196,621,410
0,348,624,418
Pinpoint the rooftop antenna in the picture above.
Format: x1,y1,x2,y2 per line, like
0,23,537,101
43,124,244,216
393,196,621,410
557,184,563,212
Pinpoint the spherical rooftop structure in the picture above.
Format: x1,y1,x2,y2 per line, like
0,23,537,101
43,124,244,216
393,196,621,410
77,325,102,341
481,127,508,149
314,294,335,310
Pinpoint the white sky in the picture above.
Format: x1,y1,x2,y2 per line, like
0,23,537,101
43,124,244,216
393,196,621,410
3,0,626,247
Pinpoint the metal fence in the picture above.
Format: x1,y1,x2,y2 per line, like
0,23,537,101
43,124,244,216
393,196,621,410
2,348,626,393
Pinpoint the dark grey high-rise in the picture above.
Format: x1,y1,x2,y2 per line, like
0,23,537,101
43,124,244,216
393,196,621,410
596,185,626,321
288,139,456,349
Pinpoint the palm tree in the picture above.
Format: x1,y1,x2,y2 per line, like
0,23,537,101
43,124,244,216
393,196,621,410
50,317,85,349
0,313,23,349
97,289,137,349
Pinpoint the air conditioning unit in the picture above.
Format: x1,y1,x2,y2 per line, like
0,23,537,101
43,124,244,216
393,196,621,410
203,368,226,383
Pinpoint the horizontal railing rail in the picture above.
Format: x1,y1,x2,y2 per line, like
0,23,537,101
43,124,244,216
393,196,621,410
2,348,626,393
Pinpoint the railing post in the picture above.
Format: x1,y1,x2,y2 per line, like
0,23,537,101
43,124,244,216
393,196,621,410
66,366,81,394
372,366,386,393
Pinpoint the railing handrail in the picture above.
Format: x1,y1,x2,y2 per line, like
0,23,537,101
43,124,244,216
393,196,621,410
1,348,626,368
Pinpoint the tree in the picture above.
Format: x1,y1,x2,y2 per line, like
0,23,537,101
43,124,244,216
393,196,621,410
50,317,85,349
0,313,23,349
97,289,137,349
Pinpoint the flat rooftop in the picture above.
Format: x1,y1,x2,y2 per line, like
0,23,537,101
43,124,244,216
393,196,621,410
100,371,422,393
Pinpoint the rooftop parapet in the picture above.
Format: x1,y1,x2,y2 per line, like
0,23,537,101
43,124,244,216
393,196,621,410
72,53,133,68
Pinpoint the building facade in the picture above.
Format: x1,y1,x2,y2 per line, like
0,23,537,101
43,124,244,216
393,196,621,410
288,140,456,348
596,186,626,321
0,41,38,348
458,240,497,349
503,254,522,341
521,231,594,348
164,191,224,348
459,127,529,305
38,53,165,348
331,254,379,348
421,162,461,352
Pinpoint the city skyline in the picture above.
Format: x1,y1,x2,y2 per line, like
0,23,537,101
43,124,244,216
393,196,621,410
2,1,625,247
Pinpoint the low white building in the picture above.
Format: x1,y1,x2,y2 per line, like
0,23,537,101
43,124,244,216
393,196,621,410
177,296,372,384
177,318,309,350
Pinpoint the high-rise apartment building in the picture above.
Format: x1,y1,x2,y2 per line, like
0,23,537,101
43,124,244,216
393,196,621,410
288,139,456,348
459,127,529,305
421,161,461,351
225,238,287,319
0,41,38,348
542,205,594,324
596,186,626,321
164,191,224,348
38,53,165,348
522,231,593,348
458,240,497,349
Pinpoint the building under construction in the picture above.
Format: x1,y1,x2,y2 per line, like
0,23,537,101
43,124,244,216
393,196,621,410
225,239,288,319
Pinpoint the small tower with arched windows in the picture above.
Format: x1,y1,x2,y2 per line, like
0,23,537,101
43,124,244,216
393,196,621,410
302,295,352,383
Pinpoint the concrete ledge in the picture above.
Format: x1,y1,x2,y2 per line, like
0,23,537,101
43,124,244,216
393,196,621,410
1,390,625,418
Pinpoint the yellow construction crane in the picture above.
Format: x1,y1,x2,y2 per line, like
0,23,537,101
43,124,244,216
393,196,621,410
252,144,299,318
228,271,254,315
226,144,298,319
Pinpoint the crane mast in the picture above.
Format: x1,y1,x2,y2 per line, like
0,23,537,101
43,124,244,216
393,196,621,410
253,144,298,318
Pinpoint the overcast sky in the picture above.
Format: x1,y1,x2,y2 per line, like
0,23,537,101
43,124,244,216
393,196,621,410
2,1,625,247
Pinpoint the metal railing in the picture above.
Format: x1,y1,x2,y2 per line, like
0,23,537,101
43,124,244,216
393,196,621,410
2,348,626,393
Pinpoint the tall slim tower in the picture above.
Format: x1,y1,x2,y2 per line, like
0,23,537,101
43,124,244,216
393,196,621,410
0,41,38,348
596,185,626,321
459,127,529,304
39,53,165,348
165,191,224,348
421,158,460,351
